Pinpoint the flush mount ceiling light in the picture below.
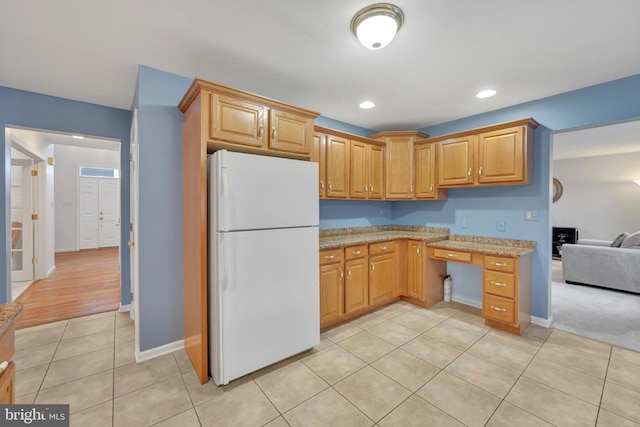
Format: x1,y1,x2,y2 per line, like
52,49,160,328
359,101,376,109
351,3,404,50
476,89,497,99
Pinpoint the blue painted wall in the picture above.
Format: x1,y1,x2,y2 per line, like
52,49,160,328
134,66,192,351
0,86,131,304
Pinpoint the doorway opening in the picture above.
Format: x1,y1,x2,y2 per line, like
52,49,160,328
550,119,640,352
7,126,124,328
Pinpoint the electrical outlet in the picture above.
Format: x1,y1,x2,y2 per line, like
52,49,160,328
525,210,539,221
62,201,73,207
496,221,506,232
461,219,468,229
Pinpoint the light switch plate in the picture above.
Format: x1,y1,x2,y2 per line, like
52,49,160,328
525,210,539,221
496,221,506,232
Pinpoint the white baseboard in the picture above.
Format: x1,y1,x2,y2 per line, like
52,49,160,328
55,248,77,253
531,315,554,328
119,304,131,313
135,339,184,363
47,265,56,277
451,295,482,309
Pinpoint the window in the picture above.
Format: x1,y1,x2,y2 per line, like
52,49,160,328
79,167,119,178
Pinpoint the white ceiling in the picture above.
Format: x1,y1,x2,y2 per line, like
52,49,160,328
11,128,120,151
1,1,639,131
553,120,640,160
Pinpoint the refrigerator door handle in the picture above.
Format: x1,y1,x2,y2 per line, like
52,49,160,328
222,235,233,292
221,167,230,231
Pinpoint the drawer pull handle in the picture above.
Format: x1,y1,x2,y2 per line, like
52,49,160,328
491,305,507,312
468,168,472,177
352,250,361,255
324,255,335,259
272,126,277,140
371,263,375,272
479,166,483,176
492,282,507,287
380,246,387,250
339,268,343,279
447,253,457,257
493,262,506,267
258,125,263,139
347,267,351,278
328,181,333,192
320,181,324,193
429,184,434,192
370,185,374,193
364,184,368,193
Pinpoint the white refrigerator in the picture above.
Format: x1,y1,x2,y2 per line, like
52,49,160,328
208,150,319,386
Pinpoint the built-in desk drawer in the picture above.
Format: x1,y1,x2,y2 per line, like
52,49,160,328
484,271,515,299
483,294,515,324
484,255,515,273
320,248,343,265
432,248,472,263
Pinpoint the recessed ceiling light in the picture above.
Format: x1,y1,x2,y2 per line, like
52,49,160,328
476,89,497,99
72,135,85,139
359,101,375,109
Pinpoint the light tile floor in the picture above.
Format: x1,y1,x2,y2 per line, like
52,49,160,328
13,301,640,427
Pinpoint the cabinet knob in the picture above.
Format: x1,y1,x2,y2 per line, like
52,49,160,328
417,246,421,254
429,184,434,192
467,168,472,177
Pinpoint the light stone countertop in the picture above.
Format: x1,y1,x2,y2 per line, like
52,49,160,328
319,226,536,257
0,301,22,335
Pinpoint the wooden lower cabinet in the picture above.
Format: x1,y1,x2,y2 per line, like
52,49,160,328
345,258,368,314
369,252,398,306
403,240,447,308
406,240,424,300
320,263,344,329
0,362,15,404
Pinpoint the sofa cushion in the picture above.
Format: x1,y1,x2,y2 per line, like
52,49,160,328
620,231,640,249
610,232,630,247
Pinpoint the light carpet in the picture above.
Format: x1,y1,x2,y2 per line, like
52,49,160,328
551,260,640,352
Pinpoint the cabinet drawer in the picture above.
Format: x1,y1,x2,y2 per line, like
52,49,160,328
483,294,515,324
432,248,472,263
484,255,515,272
484,271,515,299
369,241,398,256
320,248,344,265
345,245,368,260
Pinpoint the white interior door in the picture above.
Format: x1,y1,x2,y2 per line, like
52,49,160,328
98,178,120,247
10,159,34,282
79,177,99,249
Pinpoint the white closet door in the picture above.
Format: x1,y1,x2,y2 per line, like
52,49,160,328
79,177,99,249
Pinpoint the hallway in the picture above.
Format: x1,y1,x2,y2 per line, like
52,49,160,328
15,247,121,329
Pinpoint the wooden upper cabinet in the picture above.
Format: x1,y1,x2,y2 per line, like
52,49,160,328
477,126,525,184
434,119,538,188
326,135,350,198
438,136,475,186
368,144,385,199
415,142,446,199
268,109,314,155
349,140,368,199
313,132,327,197
369,131,428,200
210,93,267,148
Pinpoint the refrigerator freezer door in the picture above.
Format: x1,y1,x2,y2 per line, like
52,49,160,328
212,150,319,232
210,226,319,385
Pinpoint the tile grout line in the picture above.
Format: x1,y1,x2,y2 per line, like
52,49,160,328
32,320,69,405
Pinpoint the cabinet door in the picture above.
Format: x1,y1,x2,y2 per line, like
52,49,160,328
326,135,350,198
320,263,344,328
313,132,326,197
385,136,414,199
415,143,436,198
210,93,267,148
437,136,475,186
268,109,313,155
477,126,524,184
349,140,368,199
407,241,424,300
369,253,396,306
368,144,385,199
0,362,15,404
345,258,368,314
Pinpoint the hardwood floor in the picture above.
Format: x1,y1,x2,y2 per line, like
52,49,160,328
15,248,120,329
